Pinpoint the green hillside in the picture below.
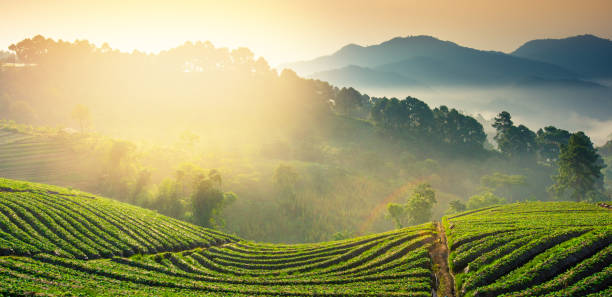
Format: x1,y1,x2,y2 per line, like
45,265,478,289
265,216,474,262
0,129,94,189
0,178,435,296
444,202,612,297
1,178,611,296
0,178,237,259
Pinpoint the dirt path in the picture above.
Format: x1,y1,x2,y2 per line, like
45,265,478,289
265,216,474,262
430,222,455,297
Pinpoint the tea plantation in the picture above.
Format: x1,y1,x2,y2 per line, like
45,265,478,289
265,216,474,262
0,178,611,296
444,202,612,297
0,178,435,296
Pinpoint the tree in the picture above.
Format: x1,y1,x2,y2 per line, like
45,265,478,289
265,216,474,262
387,183,437,228
405,192,436,224
536,126,571,163
71,104,91,133
190,171,235,228
8,35,50,64
151,178,185,219
387,203,408,228
273,164,299,216
466,191,505,209
100,140,136,199
447,200,466,214
492,111,513,133
191,179,224,227
492,111,536,159
480,172,527,202
335,87,368,117
433,105,486,153
549,132,606,201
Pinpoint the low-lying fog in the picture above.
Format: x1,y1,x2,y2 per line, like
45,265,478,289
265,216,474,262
358,85,612,146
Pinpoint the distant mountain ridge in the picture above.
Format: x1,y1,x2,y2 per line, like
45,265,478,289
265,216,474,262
312,64,428,88
283,34,612,139
512,34,612,78
285,35,585,87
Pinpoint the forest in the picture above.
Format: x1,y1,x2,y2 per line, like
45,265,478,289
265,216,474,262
1,35,610,243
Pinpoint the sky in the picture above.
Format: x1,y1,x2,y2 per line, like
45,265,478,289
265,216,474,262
1,0,611,66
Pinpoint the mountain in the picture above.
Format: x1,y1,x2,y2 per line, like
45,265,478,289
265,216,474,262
311,64,428,89
284,35,579,86
512,34,612,78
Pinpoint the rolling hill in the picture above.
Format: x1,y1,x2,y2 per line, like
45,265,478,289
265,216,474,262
0,129,95,190
512,35,612,79
0,178,435,296
285,35,579,86
284,35,612,142
311,65,428,89
444,202,612,297
0,178,611,296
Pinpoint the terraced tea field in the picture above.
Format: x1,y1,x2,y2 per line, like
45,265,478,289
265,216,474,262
0,178,435,296
1,177,611,296
444,202,612,297
0,130,93,189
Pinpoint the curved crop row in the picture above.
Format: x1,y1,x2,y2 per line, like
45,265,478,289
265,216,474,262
0,178,435,296
445,202,612,297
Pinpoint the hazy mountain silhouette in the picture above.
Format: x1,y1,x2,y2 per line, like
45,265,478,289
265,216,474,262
284,35,579,86
311,65,428,89
284,35,612,139
512,34,612,78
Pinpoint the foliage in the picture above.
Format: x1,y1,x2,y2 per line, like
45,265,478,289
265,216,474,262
480,172,526,202
273,164,299,216
2,34,606,244
387,183,437,228
493,111,537,160
371,98,486,153
190,172,235,228
549,132,606,201
536,126,571,163
433,105,487,153
387,203,408,228
447,200,467,214
466,191,505,210
334,87,370,117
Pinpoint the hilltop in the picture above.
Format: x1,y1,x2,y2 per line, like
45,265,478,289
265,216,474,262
0,178,611,296
282,35,612,139
512,34,612,78
0,178,236,258
285,35,578,86
0,178,435,296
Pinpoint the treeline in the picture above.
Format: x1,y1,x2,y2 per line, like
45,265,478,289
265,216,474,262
1,35,332,142
1,36,609,241
330,87,487,154
2,36,496,157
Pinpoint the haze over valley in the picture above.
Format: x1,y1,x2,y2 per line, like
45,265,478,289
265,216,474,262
1,2,611,296
284,34,612,144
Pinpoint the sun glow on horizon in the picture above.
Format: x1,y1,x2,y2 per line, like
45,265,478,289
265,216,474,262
2,0,612,66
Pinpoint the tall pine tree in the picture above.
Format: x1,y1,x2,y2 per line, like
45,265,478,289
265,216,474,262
549,132,606,201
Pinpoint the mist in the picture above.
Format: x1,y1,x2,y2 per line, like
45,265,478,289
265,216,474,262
1,35,610,244
347,85,612,146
